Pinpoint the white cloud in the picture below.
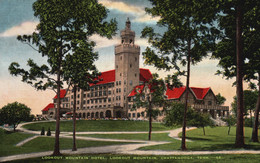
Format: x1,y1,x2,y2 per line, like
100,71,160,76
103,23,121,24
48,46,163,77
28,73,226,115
135,38,149,47
0,21,38,37
90,34,120,49
99,0,159,23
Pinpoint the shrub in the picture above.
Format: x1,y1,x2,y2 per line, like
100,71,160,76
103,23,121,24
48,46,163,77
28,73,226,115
40,127,45,135
47,127,51,136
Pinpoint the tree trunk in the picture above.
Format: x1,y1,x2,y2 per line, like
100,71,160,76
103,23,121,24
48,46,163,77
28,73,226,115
251,75,260,142
181,38,191,151
72,86,77,151
228,126,231,135
148,103,152,141
53,47,62,156
235,0,245,148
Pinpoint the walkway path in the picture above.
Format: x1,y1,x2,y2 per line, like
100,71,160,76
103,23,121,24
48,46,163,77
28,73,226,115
1,121,260,162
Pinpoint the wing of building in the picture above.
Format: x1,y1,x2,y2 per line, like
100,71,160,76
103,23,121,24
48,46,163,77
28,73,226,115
42,18,229,120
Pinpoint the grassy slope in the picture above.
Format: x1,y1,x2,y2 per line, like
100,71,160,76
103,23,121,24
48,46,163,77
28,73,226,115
0,128,132,157
23,120,174,132
140,127,260,151
77,133,176,142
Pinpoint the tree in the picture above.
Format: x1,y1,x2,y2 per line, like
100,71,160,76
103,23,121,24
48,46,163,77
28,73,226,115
231,90,258,118
63,44,100,151
216,93,226,105
8,0,117,155
222,115,236,135
0,102,32,131
132,74,168,141
164,103,214,136
189,112,214,136
212,0,259,146
141,0,218,150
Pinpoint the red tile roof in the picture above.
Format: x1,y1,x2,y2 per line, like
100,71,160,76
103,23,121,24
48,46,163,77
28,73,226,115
90,68,153,86
166,86,186,99
140,68,153,82
90,70,115,86
129,84,211,100
42,103,54,112
190,87,210,100
54,89,67,99
128,85,145,97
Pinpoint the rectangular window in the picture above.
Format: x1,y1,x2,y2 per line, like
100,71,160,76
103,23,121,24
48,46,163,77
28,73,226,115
77,101,79,104
132,113,135,118
104,99,107,102
87,100,89,104
83,100,86,104
99,99,102,103
108,90,111,95
128,113,131,118
103,91,107,96
84,94,86,98
119,81,121,85
103,105,106,108
77,94,80,98
108,98,111,102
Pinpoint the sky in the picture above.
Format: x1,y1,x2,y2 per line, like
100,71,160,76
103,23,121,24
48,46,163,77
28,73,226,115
0,0,238,115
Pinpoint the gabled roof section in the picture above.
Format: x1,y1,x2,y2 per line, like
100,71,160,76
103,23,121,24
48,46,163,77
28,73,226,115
128,85,145,97
190,87,210,100
90,70,115,86
166,86,186,99
140,68,153,82
42,103,54,112
129,84,211,100
90,68,153,86
54,89,66,99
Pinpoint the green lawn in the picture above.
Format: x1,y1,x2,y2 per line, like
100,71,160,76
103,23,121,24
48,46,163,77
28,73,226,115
0,128,132,157
140,127,260,151
77,133,176,142
23,120,174,132
12,154,260,163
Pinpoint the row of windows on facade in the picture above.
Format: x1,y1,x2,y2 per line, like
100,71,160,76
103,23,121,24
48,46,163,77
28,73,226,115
128,112,145,118
69,95,125,106
116,80,133,86
69,104,113,110
73,83,113,93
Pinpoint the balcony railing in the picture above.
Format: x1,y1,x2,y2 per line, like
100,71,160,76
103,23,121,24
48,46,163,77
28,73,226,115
192,104,229,111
